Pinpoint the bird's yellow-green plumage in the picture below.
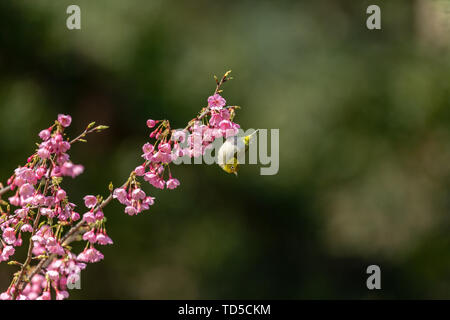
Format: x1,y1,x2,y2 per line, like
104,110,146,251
217,130,258,175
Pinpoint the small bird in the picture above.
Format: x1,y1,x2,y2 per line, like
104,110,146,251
217,130,258,176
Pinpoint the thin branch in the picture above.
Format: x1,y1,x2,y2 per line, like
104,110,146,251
0,185,11,197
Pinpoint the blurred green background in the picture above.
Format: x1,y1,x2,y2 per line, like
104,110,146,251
1,0,449,299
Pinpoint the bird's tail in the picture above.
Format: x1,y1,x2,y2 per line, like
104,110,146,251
244,129,259,146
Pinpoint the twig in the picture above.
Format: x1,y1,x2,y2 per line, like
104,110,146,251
0,185,11,197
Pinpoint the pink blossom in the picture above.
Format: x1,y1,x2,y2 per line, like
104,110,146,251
219,120,232,131
19,183,35,198
207,93,226,110
146,119,156,128
158,143,171,153
57,114,72,127
113,188,128,205
61,163,84,178
173,130,186,143
166,178,180,190
124,206,137,216
152,151,172,164
142,143,154,154
36,166,47,179
13,236,23,247
154,178,165,189
72,164,84,177
77,248,104,263
8,195,20,207
82,230,97,243
47,243,65,255
37,148,50,159
55,189,66,202
96,233,113,245
56,291,69,300
39,129,51,141
71,211,80,221
83,212,96,223
37,291,51,300
40,207,53,217
131,188,146,200
0,292,11,300
143,196,155,206
32,194,45,206
95,211,104,220
46,270,59,282
1,246,15,260
134,165,145,176
209,113,223,127
21,224,33,232
83,195,97,208
2,227,16,245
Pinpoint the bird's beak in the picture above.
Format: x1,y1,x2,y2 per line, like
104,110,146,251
233,172,238,177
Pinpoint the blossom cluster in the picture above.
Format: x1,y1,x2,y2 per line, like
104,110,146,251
113,91,240,215
0,115,111,300
0,71,241,300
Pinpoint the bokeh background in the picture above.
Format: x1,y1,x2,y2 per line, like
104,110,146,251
1,0,449,299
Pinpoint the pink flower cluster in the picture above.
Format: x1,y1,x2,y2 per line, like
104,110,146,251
113,93,240,215
0,114,112,300
1,253,86,300
0,72,242,300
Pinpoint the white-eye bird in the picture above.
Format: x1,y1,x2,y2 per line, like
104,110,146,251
217,130,258,176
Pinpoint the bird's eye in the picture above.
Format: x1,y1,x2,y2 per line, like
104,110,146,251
230,166,234,169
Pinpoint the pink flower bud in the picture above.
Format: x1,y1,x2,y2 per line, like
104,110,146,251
57,114,72,128
95,211,104,220
134,165,145,176
56,189,66,202
146,119,156,128
72,211,80,221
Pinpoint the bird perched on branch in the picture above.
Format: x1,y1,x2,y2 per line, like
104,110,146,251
217,130,258,176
